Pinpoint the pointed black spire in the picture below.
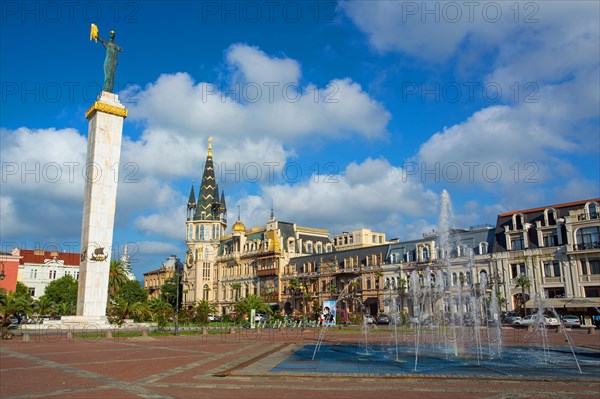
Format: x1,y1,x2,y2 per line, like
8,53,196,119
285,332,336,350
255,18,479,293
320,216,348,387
188,184,196,206
196,137,218,220
220,190,227,213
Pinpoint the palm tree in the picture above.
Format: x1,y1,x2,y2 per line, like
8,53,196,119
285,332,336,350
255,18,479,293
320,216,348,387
289,278,300,315
194,300,217,324
397,278,407,312
515,275,531,317
375,270,383,314
109,260,129,299
149,297,174,330
34,296,55,318
1,291,33,338
234,294,270,322
231,283,242,301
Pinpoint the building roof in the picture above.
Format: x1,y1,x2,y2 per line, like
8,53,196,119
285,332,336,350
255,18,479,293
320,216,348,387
498,198,600,217
19,249,80,266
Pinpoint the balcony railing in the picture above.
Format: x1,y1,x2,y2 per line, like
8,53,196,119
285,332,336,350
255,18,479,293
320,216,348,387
573,241,600,251
577,213,599,221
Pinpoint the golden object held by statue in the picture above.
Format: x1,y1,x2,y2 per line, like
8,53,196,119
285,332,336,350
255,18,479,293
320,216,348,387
90,23,98,42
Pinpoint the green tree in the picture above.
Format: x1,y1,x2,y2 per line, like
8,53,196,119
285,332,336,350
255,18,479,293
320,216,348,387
161,277,178,307
397,278,407,312
15,282,33,303
231,283,242,301
375,270,383,313
1,291,33,337
34,296,56,317
43,275,78,310
289,278,300,315
115,280,148,303
515,274,532,317
108,260,129,299
234,294,270,323
149,297,173,330
57,301,75,316
194,300,216,325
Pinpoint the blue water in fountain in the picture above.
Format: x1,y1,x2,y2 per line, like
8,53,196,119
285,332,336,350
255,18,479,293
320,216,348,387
272,344,600,378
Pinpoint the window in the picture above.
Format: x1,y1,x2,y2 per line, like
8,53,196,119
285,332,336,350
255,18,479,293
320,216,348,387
422,246,429,262
372,235,376,244
479,242,489,254
379,236,383,243
513,213,524,230
576,226,600,250
29,288,35,296
543,261,561,277
202,262,210,279
586,202,599,219
545,208,557,226
306,242,313,253
581,259,600,275
543,232,558,247
584,286,600,298
511,236,524,250
544,288,564,298
511,263,526,279
203,284,209,300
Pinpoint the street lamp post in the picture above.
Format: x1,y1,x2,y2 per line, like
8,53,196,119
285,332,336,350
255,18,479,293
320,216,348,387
174,258,185,336
0,262,5,281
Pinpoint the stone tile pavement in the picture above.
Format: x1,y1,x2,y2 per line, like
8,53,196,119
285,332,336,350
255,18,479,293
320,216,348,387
1,327,599,399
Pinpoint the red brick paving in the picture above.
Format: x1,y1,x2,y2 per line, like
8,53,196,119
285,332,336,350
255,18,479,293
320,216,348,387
1,328,598,399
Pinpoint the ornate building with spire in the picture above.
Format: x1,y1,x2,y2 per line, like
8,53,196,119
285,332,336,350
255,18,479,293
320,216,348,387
184,137,227,305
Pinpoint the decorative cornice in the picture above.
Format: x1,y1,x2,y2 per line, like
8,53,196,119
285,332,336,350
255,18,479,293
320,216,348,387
86,101,128,119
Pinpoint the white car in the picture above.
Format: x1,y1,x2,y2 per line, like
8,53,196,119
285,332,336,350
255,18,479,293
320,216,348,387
514,314,559,326
364,315,375,324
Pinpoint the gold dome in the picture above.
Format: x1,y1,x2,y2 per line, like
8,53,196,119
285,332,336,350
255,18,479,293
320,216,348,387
232,219,246,233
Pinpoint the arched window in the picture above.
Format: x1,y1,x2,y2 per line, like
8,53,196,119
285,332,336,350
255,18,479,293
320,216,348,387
452,272,458,286
586,202,599,219
545,208,557,226
422,246,429,261
466,271,472,285
203,284,209,301
306,242,313,253
366,278,372,290
479,242,489,254
513,213,524,230
479,270,488,286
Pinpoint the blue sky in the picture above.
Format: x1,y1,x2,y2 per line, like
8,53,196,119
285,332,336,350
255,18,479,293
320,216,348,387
1,1,599,280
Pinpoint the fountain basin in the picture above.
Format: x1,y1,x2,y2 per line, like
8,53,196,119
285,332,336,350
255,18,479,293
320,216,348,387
272,344,600,379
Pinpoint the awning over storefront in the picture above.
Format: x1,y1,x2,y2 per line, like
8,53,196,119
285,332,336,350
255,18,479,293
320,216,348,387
525,297,600,309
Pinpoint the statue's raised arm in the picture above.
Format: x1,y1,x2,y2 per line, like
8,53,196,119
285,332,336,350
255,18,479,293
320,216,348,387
90,24,123,93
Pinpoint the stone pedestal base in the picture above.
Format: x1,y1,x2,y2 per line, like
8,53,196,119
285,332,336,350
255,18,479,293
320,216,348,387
50,315,112,330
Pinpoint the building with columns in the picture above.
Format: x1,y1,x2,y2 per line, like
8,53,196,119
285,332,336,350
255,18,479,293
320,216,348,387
215,210,332,315
493,198,600,317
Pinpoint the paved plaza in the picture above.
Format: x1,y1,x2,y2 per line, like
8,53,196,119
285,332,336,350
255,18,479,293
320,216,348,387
1,327,599,399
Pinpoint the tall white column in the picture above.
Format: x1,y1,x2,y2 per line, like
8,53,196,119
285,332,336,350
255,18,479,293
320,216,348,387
76,91,127,319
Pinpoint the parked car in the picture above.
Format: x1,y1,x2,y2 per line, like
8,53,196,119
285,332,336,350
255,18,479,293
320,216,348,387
254,314,266,323
208,314,221,322
514,314,559,326
376,314,390,325
506,316,522,325
364,315,375,324
561,315,581,328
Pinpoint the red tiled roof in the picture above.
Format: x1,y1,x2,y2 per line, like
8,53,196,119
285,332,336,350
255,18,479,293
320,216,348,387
498,198,600,217
19,249,80,266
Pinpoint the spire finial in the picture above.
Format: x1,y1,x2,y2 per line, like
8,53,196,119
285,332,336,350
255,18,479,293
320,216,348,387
208,136,213,157
237,204,241,221
270,200,274,219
